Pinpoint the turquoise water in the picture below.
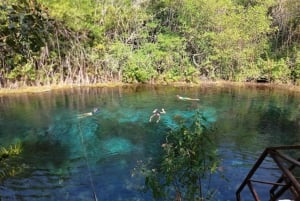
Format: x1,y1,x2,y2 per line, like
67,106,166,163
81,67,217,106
0,85,300,200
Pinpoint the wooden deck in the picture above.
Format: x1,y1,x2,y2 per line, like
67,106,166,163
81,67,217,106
236,145,300,201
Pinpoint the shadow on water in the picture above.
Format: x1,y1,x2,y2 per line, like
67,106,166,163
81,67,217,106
259,104,300,144
21,139,70,169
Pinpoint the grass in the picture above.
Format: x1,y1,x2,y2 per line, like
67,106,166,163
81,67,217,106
1,81,300,96
0,82,125,96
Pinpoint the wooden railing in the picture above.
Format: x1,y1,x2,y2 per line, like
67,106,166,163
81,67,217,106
236,145,300,201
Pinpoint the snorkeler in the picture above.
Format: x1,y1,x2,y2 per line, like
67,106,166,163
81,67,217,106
77,107,100,119
149,108,166,123
176,95,200,101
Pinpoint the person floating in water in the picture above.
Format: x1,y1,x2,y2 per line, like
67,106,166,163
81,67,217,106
77,107,100,119
176,95,200,101
149,108,166,123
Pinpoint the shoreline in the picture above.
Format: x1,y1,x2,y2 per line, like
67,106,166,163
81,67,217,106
0,81,300,95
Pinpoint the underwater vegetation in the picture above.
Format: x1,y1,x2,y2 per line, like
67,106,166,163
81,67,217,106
0,143,22,156
0,142,25,181
101,137,134,156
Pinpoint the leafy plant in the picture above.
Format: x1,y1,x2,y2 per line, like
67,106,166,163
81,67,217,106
1,0,299,87
0,142,24,182
290,48,300,85
0,142,22,156
136,110,220,200
257,57,290,83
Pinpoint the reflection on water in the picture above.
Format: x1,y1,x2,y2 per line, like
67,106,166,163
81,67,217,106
0,85,300,200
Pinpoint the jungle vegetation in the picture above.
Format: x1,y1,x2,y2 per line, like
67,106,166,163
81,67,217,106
0,0,300,88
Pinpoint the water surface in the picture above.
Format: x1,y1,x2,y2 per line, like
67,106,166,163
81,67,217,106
1,85,300,201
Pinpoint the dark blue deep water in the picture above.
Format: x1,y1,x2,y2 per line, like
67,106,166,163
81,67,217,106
1,84,300,201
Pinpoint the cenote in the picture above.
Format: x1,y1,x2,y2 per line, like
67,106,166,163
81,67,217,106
1,84,300,201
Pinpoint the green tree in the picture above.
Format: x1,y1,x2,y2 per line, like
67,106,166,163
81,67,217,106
1,0,300,87
268,0,300,85
270,0,300,50
0,0,50,70
140,110,220,200
200,0,275,81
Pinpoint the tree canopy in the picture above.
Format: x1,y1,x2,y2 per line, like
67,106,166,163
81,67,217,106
0,0,299,88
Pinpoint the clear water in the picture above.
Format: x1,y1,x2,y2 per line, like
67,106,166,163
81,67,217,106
1,85,300,201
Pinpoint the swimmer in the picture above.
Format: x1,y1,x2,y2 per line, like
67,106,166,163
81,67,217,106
176,95,200,101
149,108,166,123
77,107,100,119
